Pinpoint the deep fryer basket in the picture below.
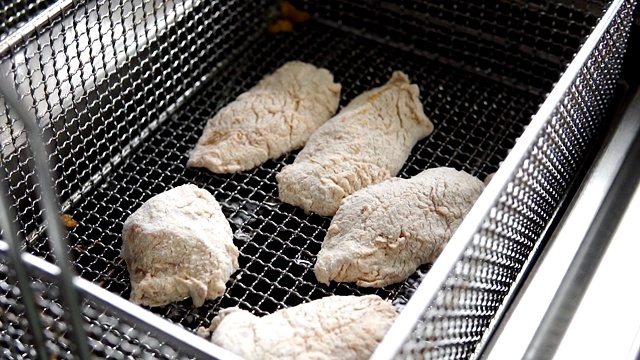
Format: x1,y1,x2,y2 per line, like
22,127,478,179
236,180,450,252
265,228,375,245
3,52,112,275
0,0,636,358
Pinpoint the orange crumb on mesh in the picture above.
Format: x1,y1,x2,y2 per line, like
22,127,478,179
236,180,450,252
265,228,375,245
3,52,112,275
268,19,294,34
281,1,311,23
60,214,78,228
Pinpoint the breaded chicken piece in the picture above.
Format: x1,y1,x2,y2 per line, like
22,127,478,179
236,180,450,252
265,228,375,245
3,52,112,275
188,61,341,173
198,295,397,360
121,185,238,307
315,168,484,287
277,71,433,216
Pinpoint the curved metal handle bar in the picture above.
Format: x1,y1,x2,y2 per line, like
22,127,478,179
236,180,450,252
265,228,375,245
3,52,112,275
0,74,91,359
0,165,49,359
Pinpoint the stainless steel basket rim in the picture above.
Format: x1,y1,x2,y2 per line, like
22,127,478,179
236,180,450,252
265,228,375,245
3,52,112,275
0,0,75,57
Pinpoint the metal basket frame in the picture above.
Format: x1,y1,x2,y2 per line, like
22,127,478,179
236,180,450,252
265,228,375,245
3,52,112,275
0,0,635,358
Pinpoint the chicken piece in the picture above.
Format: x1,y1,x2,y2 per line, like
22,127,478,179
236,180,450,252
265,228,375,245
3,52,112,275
188,61,341,173
121,184,239,307
277,71,433,216
198,295,397,360
484,172,495,185
315,167,484,287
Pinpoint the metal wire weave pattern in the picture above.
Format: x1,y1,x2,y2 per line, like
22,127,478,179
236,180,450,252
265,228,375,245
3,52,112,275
295,0,608,95
0,0,626,358
0,262,196,359
0,0,57,40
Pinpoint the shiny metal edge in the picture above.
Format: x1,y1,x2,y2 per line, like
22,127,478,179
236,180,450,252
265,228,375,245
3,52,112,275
524,91,640,358
0,0,76,57
480,84,640,360
0,240,244,360
552,176,640,359
370,0,626,358
627,326,640,360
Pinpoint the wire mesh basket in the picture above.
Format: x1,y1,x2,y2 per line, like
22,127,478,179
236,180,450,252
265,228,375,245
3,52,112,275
0,0,635,358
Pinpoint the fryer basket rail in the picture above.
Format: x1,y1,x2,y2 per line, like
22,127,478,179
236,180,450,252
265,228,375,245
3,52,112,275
0,0,58,41
0,0,635,358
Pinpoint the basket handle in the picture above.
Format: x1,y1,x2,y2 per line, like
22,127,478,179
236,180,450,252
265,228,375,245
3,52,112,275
0,74,92,359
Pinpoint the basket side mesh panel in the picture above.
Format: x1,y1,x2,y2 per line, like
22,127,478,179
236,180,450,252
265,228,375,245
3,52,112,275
396,1,635,359
0,258,197,359
0,0,631,358
0,0,275,242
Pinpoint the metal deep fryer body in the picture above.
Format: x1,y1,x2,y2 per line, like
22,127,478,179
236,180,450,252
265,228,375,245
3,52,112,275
0,0,637,359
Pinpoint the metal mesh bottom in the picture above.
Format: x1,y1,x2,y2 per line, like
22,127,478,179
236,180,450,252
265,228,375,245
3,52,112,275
25,21,540,331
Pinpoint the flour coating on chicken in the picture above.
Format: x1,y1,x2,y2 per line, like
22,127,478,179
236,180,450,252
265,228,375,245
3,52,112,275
484,172,495,185
315,168,484,287
198,295,396,360
188,61,341,173
277,71,433,216
121,184,239,307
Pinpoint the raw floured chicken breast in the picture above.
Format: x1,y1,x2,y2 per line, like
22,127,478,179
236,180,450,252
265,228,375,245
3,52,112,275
198,295,397,360
315,167,484,287
121,184,239,307
277,71,433,216
188,61,341,173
